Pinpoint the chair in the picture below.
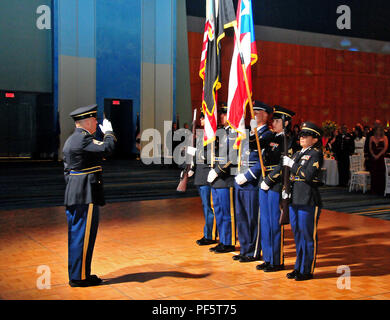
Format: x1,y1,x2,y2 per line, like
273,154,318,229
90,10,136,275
384,158,390,196
349,155,371,193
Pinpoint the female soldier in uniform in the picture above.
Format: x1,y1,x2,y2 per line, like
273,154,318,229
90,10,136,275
256,106,295,272
282,122,323,281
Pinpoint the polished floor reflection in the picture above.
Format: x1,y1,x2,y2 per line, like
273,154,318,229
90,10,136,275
1,197,390,300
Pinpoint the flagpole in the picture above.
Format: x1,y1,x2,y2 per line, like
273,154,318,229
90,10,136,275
233,25,266,178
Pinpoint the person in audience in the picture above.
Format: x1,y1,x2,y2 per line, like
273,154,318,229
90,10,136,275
369,125,388,195
353,124,366,170
364,120,381,171
331,124,355,187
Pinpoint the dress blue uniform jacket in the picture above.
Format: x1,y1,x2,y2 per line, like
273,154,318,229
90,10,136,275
240,125,273,187
63,128,116,206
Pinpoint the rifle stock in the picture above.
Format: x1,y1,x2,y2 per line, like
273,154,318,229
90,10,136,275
176,110,197,193
176,169,189,192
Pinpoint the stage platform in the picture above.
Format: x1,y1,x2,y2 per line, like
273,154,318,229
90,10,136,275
1,197,390,300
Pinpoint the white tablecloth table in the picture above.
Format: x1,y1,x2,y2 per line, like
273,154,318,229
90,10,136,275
323,159,339,186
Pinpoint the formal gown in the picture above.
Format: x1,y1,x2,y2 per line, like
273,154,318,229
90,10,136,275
369,139,386,195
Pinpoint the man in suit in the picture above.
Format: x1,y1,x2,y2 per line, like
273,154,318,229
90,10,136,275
332,124,354,187
63,104,116,287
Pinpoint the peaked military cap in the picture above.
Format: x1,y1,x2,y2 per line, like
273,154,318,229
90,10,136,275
253,101,273,114
70,104,98,121
219,103,228,114
272,105,295,120
300,121,323,138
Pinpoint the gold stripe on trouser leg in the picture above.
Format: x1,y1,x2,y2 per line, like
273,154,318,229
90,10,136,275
280,225,284,265
311,206,319,274
81,203,93,280
211,190,217,241
229,187,235,245
254,206,261,257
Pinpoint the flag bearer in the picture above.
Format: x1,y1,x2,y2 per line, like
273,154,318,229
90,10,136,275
233,101,273,262
256,105,295,272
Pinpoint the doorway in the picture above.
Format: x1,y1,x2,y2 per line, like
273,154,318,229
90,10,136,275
104,99,134,159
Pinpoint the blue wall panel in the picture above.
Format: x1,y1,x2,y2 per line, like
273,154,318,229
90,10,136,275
78,0,96,58
96,0,141,149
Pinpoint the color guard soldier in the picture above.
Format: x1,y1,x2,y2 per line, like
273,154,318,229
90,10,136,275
282,121,323,281
256,105,295,272
233,101,273,262
187,111,218,246
63,104,116,287
207,104,236,253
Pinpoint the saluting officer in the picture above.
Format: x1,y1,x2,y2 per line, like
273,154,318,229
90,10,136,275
187,111,218,246
63,104,116,287
282,122,323,281
207,104,237,254
233,101,273,262
256,105,295,272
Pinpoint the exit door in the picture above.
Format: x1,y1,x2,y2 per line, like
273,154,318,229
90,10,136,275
104,99,134,159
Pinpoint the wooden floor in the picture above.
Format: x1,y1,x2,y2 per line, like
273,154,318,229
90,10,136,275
1,197,390,300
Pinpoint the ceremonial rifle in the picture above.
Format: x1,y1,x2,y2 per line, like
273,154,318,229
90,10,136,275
176,109,197,192
279,115,291,225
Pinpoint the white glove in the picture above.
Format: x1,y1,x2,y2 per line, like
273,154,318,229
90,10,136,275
99,119,113,134
260,181,270,191
207,169,218,183
188,170,194,178
186,146,197,156
250,119,257,131
283,156,294,168
235,173,247,185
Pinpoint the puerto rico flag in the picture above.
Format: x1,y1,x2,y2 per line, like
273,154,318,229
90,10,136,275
199,0,236,146
227,0,258,149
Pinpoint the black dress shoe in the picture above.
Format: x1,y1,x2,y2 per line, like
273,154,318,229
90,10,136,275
214,244,235,253
256,262,270,270
295,273,313,281
263,264,285,272
87,275,103,284
69,275,103,287
196,237,218,246
232,254,244,261
209,243,223,252
286,270,299,279
239,256,259,263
